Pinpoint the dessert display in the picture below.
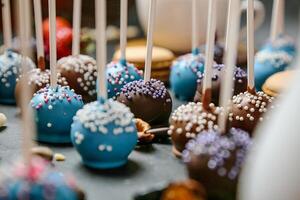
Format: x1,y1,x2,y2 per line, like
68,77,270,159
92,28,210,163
262,70,294,97
194,65,247,105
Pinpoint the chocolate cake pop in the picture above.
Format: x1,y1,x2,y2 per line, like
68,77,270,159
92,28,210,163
169,102,221,155
0,157,85,200
71,99,138,168
106,60,142,99
183,128,252,199
117,79,172,126
57,54,97,103
0,50,36,104
194,64,247,105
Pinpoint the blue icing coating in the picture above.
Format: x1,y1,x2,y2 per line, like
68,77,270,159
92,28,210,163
31,85,84,144
254,49,293,90
106,60,143,99
261,34,297,57
0,49,35,104
71,99,138,169
170,52,206,101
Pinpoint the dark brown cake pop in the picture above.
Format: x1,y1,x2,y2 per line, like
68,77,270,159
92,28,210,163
117,79,172,126
194,65,247,105
228,91,274,134
15,69,68,108
169,102,222,155
57,54,97,103
183,128,252,200
161,180,207,200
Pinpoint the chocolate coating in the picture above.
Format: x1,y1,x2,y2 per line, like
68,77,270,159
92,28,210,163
57,54,97,103
117,79,172,126
228,91,274,134
194,65,247,105
183,128,252,199
169,102,221,154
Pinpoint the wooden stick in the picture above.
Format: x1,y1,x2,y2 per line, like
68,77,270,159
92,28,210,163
247,0,255,92
120,0,128,62
218,0,241,133
1,0,12,49
144,0,157,82
224,0,233,53
19,0,36,164
96,0,107,99
49,0,57,87
271,0,285,41
192,0,199,53
33,0,45,70
72,0,82,56
202,0,217,109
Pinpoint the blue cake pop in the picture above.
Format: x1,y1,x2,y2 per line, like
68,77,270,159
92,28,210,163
71,99,138,169
106,60,143,99
254,48,293,91
0,49,36,104
170,51,207,101
0,157,85,200
260,34,296,57
31,85,83,144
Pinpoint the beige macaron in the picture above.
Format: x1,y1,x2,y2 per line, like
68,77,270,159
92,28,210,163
262,70,295,97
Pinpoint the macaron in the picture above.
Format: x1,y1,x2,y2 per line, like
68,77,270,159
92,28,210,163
262,70,295,97
113,45,175,83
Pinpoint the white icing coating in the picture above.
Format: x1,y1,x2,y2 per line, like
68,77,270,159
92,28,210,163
255,50,293,67
74,99,136,134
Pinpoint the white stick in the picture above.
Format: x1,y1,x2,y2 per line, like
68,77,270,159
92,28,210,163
49,0,57,87
144,0,157,82
33,0,45,69
271,0,284,41
247,0,255,91
19,0,35,164
1,0,12,48
202,0,217,102
218,0,241,133
120,0,128,62
224,0,233,53
96,0,107,99
72,0,82,56
192,0,199,52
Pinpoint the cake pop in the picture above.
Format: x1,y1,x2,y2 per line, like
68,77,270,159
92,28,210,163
260,34,296,57
183,128,252,199
57,54,97,102
194,64,247,105
0,50,36,104
106,0,142,99
0,157,85,200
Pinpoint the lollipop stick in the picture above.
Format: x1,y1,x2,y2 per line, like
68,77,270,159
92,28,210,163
192,0,199,54
1,0,12,49
95,0,107,99
144,0,157,82
271,0,285,41
218,0,241,133
33,0,45,70
120,0,128,63
49,0,57,87
19,0,36,164
202,0,217,110
72,0,82,56
224,0,233,53
247,0,255,92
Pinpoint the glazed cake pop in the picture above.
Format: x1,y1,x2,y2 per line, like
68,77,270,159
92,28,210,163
169,102,221,155
183,128,252,199
15,69,68,108
57,54,97,103
228,91,274,134
0,157,85,200
170,52,208,101
0,50,36,104
260,34,296,57
31,85,83,143
106,60,142,99
194,64,247,105
71,99,138,169
117,79,172,126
